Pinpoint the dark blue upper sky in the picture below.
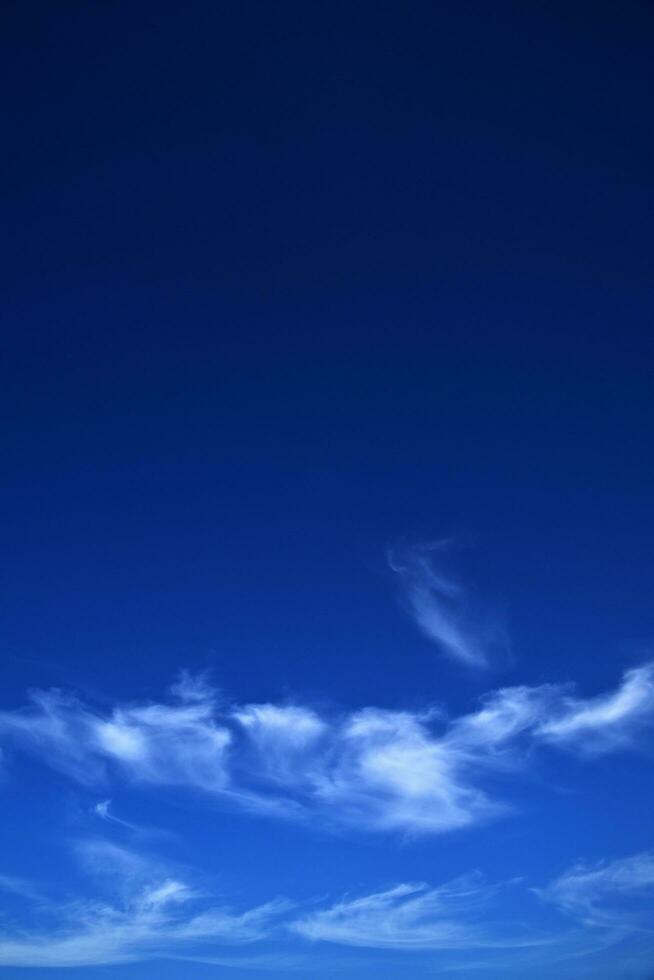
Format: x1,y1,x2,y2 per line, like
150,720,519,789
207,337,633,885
1,3,654,977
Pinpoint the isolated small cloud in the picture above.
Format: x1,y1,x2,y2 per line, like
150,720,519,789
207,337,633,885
92,798,136,830
388,540,508,669
94,799,112,821
170,670,217,704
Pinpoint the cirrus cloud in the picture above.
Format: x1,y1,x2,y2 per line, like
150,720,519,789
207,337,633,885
1,663,653,837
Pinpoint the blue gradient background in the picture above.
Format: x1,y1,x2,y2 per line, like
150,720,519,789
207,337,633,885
1,2,654,976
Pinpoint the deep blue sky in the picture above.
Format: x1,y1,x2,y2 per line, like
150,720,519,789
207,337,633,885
1,2,654,977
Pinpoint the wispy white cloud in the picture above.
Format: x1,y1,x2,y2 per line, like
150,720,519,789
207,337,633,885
167,951,309,971
0,687,232,791
94,798,112,820
0,874,43,902
0,842,289,969
536,664,654,754
233,704,326,787
2,843,654,972
0,852,552,970
94,698,232,791
93,798,136,830
291,852,654,971
536,851,654,929
170,669,219,705
0,690,108,785
1,665,653,836
308,707,499,833
388,540,508,669
291,875,548,950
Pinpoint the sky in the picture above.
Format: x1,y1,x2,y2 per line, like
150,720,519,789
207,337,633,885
1,1,654,977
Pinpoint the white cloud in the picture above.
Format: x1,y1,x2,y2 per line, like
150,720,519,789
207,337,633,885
0,690,108,784
0,874,42,902
291,852,654,970
94,798,112,820
446,685,554,754
536,664,654,753
536,851,654,928
0,687,232,791
0,851,550,969
311,707,499,833
0,842,289,969
1,665,653,836
388,540,508,669
93,699,232,791
170,669,218,704
234,704,326,786
92,798,136,830
291,875,547,950
2,842,653,972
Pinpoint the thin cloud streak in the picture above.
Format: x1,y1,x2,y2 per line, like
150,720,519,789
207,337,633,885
388,540,508,669
0,842,290,969
536,665,654,753
291,875,551,950
536,851,654,929
1,843,653,970
93,799,136,830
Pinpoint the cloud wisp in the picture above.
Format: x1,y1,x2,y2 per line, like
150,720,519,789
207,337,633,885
93,798,138,830
3,844,652,970
388,540,508,669
290,853,654,970
535,665,654,754
0,844,554,969
291,874,549,951
0,841,290,969
536,851,654,929
1,664,653,836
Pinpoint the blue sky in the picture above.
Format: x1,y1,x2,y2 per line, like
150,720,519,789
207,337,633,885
2,2,654,977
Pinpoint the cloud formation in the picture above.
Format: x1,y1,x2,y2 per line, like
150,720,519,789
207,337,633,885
537,851,654,929
388,540,508,668
1,664,653,836
1,841,653,971
536,665,654,754
292,852,654,966
93,798,136,830
0,841,289,969
291,875,547,950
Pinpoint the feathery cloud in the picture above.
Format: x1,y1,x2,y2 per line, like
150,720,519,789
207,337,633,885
1,842,653,971
291,874,548,950
1,665,653,836
388,540,508,669
0,842,289,969
536,664,654,753
536,851,654,929
93,798,136,830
